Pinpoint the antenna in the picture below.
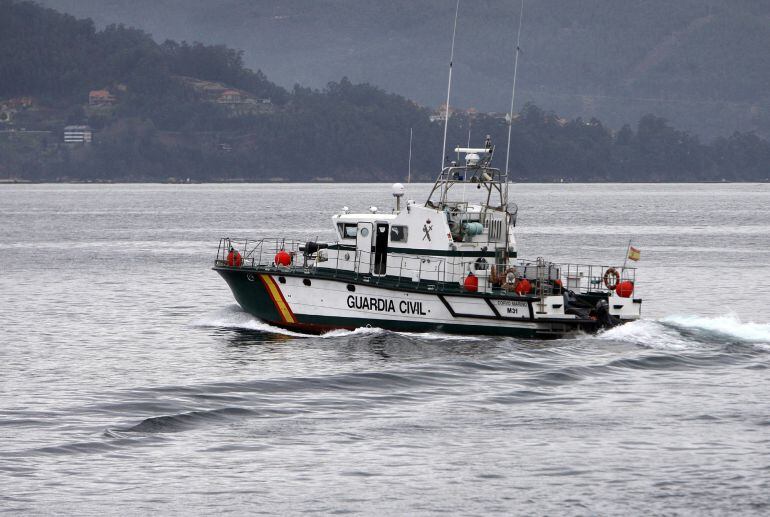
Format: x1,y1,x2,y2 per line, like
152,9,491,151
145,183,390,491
407,127,413,184
467,118,472,148
504,0,525,195
441,0,461,171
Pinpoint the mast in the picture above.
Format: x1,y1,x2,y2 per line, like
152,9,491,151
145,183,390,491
503,0,525,259
440,0,461,172
407,127,413,184
504,0,525,207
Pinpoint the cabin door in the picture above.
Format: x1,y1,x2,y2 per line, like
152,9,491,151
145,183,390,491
373,223,389,275
356,222,373,274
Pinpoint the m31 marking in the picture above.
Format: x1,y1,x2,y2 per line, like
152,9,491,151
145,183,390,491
492,299,529,319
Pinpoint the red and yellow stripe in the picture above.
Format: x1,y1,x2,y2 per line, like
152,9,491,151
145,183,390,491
259,274,297,324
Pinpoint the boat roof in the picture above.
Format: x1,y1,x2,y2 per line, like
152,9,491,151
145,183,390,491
333,213,398,222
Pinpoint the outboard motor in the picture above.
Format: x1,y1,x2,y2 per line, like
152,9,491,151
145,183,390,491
595,299,620,329
563,290,590,319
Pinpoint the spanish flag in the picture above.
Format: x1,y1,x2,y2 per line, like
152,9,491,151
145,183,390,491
627,245,641,261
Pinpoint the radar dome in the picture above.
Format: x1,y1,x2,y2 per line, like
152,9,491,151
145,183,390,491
392,183,405,197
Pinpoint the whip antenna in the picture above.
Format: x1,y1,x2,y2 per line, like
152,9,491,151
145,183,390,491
407,127,413,184
504,0,525,191
441,0,461,170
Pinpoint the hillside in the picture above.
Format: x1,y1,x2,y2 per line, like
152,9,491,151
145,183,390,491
1,0,769,183
36,0,770,139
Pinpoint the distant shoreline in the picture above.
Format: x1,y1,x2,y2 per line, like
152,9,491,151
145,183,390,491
2,179,768,185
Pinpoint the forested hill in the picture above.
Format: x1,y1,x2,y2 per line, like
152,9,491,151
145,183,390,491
37,0,770,140
1,0,769,183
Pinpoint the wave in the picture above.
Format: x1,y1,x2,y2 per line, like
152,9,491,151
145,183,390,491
661,314,770,344
320,326,386,339
197,305,770,349
194,308,390,339
195,306,489,341
599,314,770,350
322,327,489,342
115,407,255,434
391,331,489,342
192,305,309,337
598,319,693,350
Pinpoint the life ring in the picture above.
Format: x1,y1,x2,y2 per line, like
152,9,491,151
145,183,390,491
603,267,620,290
501,268,517,292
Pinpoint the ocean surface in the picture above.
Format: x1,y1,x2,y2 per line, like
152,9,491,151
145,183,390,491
1,183,769,515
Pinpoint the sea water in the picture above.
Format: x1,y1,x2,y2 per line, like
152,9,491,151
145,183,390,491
1,183,769,514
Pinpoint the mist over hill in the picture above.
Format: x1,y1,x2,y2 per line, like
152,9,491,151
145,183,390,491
37,0,770,139
1,0,769,183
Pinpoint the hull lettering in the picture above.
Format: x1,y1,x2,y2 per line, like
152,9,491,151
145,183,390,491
347,295,426,315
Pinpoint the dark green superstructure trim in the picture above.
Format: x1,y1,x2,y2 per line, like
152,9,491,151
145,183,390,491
388,246,499,258
328,243,509,258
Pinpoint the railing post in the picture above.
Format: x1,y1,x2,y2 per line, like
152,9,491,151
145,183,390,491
335,245,339,278
418,259,422,286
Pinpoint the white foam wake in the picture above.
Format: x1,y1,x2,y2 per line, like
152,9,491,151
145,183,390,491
193,307,489,341
598,319,692,350
192,305,309,337
320,326,385,339
393,331,489,342
598,314,770,350
661,314,770,344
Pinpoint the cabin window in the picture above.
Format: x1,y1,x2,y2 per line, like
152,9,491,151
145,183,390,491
390,225,408,242
337,223,358,239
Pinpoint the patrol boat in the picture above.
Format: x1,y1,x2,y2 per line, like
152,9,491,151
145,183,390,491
213,1,641,338
213,137,641,338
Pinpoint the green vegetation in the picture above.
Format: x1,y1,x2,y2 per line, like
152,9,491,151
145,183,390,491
1,0,768,182
35,0,770,138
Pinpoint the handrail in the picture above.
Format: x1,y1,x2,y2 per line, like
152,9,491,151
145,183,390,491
216,237,636,297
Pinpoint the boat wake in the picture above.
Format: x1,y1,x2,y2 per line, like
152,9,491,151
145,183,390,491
194,305,489,342
196,306,769,351
599,314,770,351
192,305,310,337
662,314,770,344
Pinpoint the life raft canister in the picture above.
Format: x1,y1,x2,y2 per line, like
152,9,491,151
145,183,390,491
274,249,292,267
464,272,479,292
227,247,243,267
603,267,620,290
616,280,634,298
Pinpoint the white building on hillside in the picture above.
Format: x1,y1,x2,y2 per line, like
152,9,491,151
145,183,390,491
63,125,92,144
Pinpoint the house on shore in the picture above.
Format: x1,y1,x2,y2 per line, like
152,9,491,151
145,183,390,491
64,125,92,144
218,90,243,104
89,89,116,107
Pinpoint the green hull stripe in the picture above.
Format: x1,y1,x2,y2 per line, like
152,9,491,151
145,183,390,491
294,314,543,338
